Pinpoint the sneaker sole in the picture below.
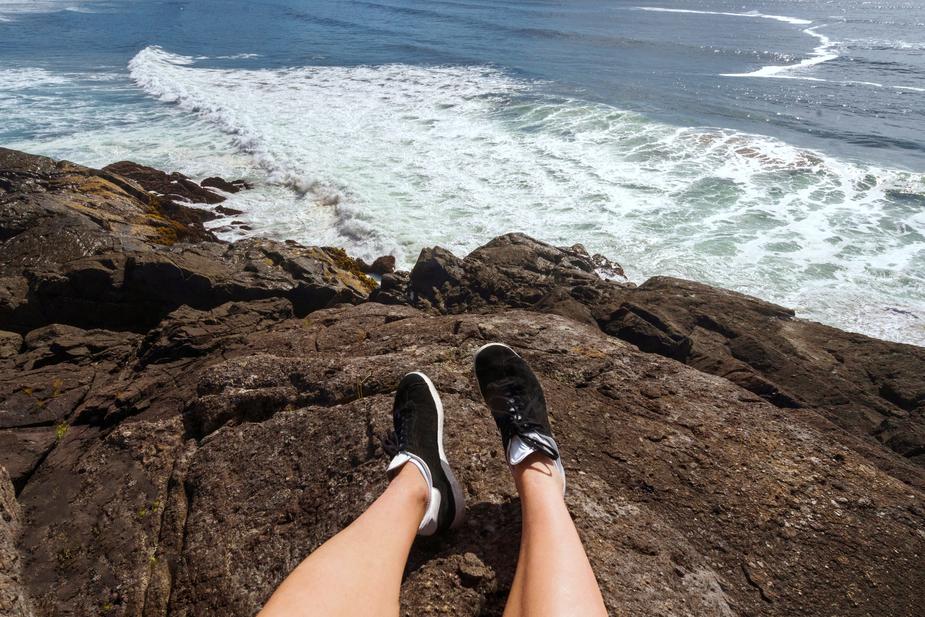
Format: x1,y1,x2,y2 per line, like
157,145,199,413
406,371,466,530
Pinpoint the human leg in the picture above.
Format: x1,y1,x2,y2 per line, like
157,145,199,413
258,462,428,617
259,372,465,617
503,453,607,617
474,343,607,617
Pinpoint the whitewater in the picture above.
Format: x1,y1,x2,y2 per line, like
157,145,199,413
114,46,925,345
2,0,924,345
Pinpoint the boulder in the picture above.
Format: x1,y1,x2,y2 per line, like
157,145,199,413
201,176,252,194
358,254,397,275
407,233,630,314
0,149,216,273
103,161,226,204
370,271,411,306
399,235,925,473
0,150,376,333
214,205,245,216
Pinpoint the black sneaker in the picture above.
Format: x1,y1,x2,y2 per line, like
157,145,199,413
473,343,566,490
386,372,465,535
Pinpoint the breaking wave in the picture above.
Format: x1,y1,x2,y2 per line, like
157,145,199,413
125,46,925,344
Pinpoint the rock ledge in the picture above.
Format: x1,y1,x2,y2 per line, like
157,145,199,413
0,149,922,617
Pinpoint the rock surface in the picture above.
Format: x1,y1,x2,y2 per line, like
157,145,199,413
398,233,925,477
359,254,397,275
1,149,923,617
102,161,227,205
200,176,252,195
0,467,34,617
0,148,375,334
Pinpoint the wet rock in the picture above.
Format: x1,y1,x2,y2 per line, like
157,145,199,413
201,176,252,194
0,150,376,333
359,255,397,275
372,255,396,274
103,161,226,204
370,271,411,305
590,250,626,280
214,205,245,216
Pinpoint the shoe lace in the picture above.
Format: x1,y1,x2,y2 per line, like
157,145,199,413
381,431,401,458
382,400,415,458
489,377,559,461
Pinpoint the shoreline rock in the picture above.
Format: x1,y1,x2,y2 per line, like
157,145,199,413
201,176,252,194
0,148,922,617
102,161,228,205
0,149,374,334
380,233,925,472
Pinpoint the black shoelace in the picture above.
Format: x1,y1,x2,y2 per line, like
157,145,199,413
488,377,559,461
382,400,415,457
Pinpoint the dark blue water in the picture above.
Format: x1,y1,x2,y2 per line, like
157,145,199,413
3,0,923,166
1,0,924,344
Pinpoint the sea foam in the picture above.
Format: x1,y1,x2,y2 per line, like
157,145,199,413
722,25,838,77
124,46,925,345
637,7,924,93
633,7,812,26
633,6,840,80
0,67,71,89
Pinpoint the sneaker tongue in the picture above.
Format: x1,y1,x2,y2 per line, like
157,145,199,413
507,432,556,465
507,434,541,466
506,433,567,495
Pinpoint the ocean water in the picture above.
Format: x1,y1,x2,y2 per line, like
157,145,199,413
1,0,923,345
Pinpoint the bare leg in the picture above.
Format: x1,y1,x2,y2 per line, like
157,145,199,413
258,463,427,617
502,453,608,617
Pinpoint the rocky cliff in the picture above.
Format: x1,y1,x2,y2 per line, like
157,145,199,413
0,148,922,617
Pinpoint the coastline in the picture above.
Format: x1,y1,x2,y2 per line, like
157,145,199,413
0,148,923,615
